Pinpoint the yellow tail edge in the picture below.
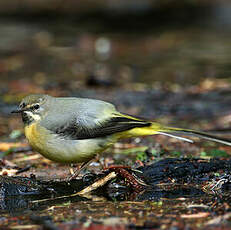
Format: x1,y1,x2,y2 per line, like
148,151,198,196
121,122,231,146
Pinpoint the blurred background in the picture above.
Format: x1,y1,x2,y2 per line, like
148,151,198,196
1,0,231,136
2,2,231,227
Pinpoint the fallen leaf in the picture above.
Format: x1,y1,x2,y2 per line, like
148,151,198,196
14,154,42,162
0,142,28,151
181,212,210,219
206,212,231,225
0,168,18,176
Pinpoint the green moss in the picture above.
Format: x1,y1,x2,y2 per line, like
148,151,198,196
171,150,182,157
136,151,147,162
200,149,229,157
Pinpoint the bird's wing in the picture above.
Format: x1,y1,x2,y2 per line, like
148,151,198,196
49,114,151,140
40,97,151,139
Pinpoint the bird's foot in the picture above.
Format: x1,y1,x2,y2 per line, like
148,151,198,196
67,158,96,181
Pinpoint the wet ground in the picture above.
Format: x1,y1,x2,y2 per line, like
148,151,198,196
1,195,230,229
1,2,231,229
1,158,231,229
2,84,231,229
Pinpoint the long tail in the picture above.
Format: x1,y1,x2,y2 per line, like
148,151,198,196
115,113,231,146
156,126,231,146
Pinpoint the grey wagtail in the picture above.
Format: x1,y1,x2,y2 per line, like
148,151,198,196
12,94,231,177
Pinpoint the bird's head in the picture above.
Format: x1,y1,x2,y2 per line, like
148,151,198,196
12,94,51,125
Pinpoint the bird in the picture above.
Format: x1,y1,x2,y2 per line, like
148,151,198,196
12,94,231,179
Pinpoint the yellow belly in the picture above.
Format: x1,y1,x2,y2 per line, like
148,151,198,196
24,123,116,163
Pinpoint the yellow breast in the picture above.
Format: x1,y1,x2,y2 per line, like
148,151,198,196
24,122,47,152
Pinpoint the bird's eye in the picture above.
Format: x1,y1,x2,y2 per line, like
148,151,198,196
33,104,40,110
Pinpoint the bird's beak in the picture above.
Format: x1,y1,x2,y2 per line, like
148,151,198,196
11,108,26,113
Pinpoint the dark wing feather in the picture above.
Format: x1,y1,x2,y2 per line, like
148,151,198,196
52,116,151,140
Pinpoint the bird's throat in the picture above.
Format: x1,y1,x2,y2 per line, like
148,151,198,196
22,111,41,125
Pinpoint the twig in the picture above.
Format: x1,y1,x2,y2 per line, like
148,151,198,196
31,171,117,204
16,165,32,174
77,171,117,195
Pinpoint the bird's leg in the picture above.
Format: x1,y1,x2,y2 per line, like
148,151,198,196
68,156,98,181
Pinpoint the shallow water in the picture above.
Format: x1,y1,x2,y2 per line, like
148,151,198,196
1,191,230,229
